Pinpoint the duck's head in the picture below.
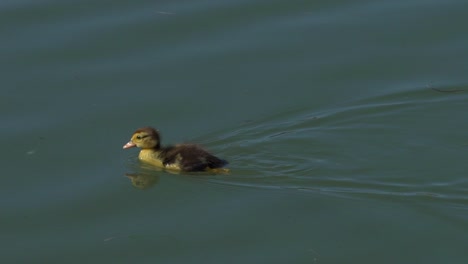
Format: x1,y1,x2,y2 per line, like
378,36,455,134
123,127,161,149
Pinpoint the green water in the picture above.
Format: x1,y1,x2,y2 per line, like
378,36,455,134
1,0,468,263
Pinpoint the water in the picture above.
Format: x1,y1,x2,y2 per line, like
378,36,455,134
1,0,468,263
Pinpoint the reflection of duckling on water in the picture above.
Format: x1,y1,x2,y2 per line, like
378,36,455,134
123,127,229,173
125,173,159,189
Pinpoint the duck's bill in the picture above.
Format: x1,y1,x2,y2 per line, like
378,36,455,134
123,141,136,149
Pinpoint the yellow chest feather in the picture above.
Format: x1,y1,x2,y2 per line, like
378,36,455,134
138,149,182,170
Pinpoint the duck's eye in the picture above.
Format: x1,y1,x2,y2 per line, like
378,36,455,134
136,135,142,140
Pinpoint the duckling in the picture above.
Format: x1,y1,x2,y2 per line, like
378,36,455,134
123,127,228,172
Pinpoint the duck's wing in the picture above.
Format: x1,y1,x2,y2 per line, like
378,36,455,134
161,144,227,172
181,152,228,172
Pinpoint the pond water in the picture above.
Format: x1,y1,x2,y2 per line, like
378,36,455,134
1,0,468,263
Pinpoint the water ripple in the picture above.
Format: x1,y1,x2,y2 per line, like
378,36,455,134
201,85,468,207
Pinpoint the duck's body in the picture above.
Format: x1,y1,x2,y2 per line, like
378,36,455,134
123,127,228,172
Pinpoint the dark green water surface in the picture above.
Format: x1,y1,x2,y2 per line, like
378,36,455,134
1,0,468,263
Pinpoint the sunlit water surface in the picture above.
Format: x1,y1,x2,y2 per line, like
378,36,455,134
1,0,468,263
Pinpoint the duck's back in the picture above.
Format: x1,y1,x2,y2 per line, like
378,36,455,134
159,144,228,172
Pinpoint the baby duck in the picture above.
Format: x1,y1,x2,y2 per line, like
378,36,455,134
123,127,228,172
